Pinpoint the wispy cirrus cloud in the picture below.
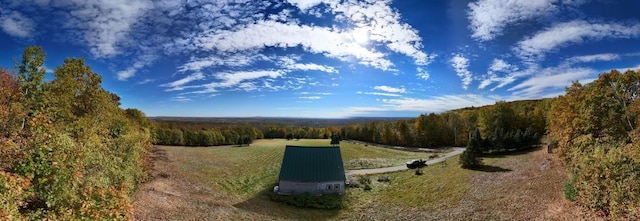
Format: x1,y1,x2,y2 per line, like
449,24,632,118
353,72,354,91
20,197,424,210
357,85,407,97
450,54,473,90
565,53,620,64
174,70,287,94
357,91,403,97
516,20,640,60
479,58,518,90
163,72,206,90
374,85,406,93
508,66,596,98
299,96,322,100
278,57,338,73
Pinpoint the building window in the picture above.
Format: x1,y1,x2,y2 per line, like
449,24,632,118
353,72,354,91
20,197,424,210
334,184,340,190
327,184,332,190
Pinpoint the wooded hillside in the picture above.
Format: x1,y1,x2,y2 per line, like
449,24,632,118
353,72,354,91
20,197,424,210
0,46,153,220
549,69,640,218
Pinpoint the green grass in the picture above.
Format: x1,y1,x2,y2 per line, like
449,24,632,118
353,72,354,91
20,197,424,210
156,139,470,218
166,139,435,196
346,156,472,211
339,141,437,169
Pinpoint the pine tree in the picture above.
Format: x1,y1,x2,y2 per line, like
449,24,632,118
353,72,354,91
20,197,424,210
460,128,483,169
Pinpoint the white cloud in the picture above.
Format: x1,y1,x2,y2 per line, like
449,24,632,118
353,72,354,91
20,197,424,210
57,0,154,58
178,54,265,73
468,0,558,41
117,68,137,81
489,58,515,72
171,96,191,102
479,58,518,90
286,0,326,11
341,106,387,116
516,20,640,59
177,70,287,94
163,72,205,89
189,20,394,70
416,67,429,80
566,53,620,64
361,92,403,97
299,96,322,100
279,57,337,73
328,0,430,65
450,54,473,90
374,85,406,93
116,51,157,80
181,0,432,73
342,94,499,116
380,95,498,112
0,10,35,38
508,66,596,98
137,78,155,84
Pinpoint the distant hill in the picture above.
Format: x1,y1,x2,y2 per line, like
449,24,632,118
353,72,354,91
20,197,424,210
150,116,413,128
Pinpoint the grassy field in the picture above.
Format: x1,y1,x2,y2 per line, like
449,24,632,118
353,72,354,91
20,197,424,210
168,139,437,196
133,139,580,220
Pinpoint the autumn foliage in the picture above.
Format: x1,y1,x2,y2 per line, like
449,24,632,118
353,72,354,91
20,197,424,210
0,47,152,220
549,69,640,219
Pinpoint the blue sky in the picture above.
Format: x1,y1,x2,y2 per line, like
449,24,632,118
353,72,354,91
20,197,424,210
1,0,639,118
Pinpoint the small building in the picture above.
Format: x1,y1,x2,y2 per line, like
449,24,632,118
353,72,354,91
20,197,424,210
275,145,346,195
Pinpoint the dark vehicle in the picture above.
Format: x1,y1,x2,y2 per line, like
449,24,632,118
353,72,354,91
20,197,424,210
406,159,427,169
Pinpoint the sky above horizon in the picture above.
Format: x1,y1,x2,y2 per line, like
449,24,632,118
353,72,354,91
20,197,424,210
1,0,640,118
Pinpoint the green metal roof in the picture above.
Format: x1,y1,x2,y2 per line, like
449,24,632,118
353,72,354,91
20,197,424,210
278,145,346,182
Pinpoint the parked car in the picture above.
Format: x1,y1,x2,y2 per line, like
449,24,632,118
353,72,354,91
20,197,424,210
406,159,427,169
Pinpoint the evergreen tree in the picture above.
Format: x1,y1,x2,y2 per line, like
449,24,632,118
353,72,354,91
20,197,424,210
330,134,341,146
460,128,483,169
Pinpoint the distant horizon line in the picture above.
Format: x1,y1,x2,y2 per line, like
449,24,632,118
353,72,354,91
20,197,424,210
148,116,416,119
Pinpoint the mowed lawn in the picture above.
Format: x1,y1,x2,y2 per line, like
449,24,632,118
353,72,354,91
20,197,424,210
167,139,436,196
134,139,572,220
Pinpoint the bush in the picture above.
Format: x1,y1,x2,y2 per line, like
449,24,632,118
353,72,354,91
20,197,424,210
563,175,577,202
570,143,640,218
0,171,31,220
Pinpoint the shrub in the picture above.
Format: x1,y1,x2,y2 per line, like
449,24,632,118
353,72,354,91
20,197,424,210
563,175,577,202
570,143,640,218
0,171,31,220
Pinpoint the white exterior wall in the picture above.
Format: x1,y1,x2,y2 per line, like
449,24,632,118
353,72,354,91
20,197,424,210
278,180,345,195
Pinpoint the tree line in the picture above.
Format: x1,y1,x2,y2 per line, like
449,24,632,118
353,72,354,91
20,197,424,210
153,99,546,151
151,121,344,146
340,99,546,152
0,46,153,219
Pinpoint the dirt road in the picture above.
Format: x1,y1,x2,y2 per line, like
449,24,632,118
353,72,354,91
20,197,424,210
345,147,465,176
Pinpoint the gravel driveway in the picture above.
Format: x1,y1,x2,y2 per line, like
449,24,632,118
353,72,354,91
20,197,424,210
345,147,466,176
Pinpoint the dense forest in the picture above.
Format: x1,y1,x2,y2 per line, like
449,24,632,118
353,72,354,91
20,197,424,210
0,47,153,219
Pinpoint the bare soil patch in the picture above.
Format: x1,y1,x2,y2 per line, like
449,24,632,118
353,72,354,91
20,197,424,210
132,146,237,220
